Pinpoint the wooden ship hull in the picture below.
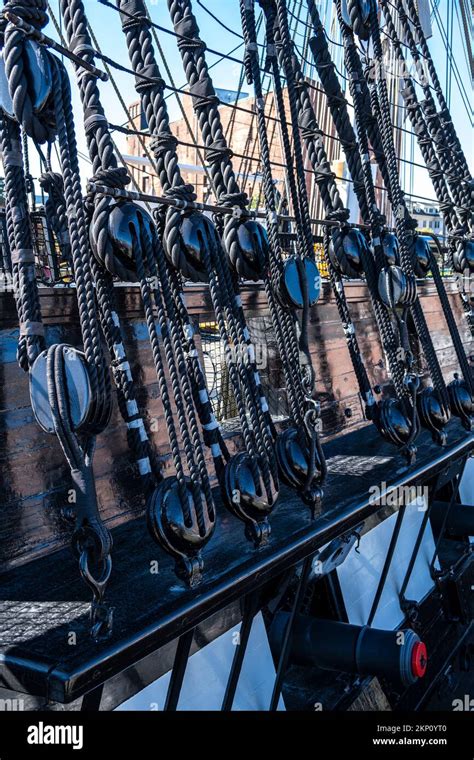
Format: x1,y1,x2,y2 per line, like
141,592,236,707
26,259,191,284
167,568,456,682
0,279,472,711
0,0,472,719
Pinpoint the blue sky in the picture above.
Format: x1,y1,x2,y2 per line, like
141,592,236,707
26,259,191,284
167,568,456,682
33,0,474,203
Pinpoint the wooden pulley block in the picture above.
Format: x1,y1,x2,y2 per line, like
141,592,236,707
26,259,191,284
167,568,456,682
227,219,269,281
448,377,473,431
280,256,321,309
165,210,218,283
276,426,323,511
30,345,93,435
412,235,432,277
222,451,278,547
377,397,415,448
340,0,372,41
417,386,450,444
0,40,52,119
382,231,400,266
329,227,367,279
147,476,215,586
378,265,417,307
91,200,155,282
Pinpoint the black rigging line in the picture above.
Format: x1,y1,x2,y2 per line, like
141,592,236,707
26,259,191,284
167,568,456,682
47,0,457,209
196,0,244,39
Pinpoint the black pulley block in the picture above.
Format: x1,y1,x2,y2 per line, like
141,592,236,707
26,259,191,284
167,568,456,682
280,256,321,309
91,201,155,282
377,397,415,448
448,377,474,430
329,227,367,279
340,0,372,41
30,346,93,435
227,219,269,281
222,452,278,546
166,210,217,283
382,232,400,267
430,500,474,540
0,52,14,118
24,40,53,113
378,265,417,307
276,426,323,509
146,476,215,586
412,235,431,277
0,40,52,120
452,239,474,274
269,613,427,688
417,386,450,444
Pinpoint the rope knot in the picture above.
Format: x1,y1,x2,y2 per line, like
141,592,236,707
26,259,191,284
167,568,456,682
165,184,196,204
118,0,149,30
149,132,178,158
134,63,164,92
220,191,248,209
2,0,48,32
89,166,130,191
326,208,350,224
205,138,233,164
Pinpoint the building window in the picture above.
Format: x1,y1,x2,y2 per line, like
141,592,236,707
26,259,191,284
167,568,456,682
142,176,149,193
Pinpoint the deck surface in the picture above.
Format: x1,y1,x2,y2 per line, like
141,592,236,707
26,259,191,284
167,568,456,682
0,421,472,702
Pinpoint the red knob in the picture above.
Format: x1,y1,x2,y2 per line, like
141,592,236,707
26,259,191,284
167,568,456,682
411,640,428,679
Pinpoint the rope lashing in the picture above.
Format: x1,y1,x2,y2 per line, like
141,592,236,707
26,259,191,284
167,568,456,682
331,0,421,458
60,0,216,584
378,0,473,334
363,0,452,444
0,0,116,638
2,0,55,143
117,0,279,547
163,0,280,533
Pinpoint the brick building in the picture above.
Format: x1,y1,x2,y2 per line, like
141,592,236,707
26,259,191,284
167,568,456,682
125,83,342,225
